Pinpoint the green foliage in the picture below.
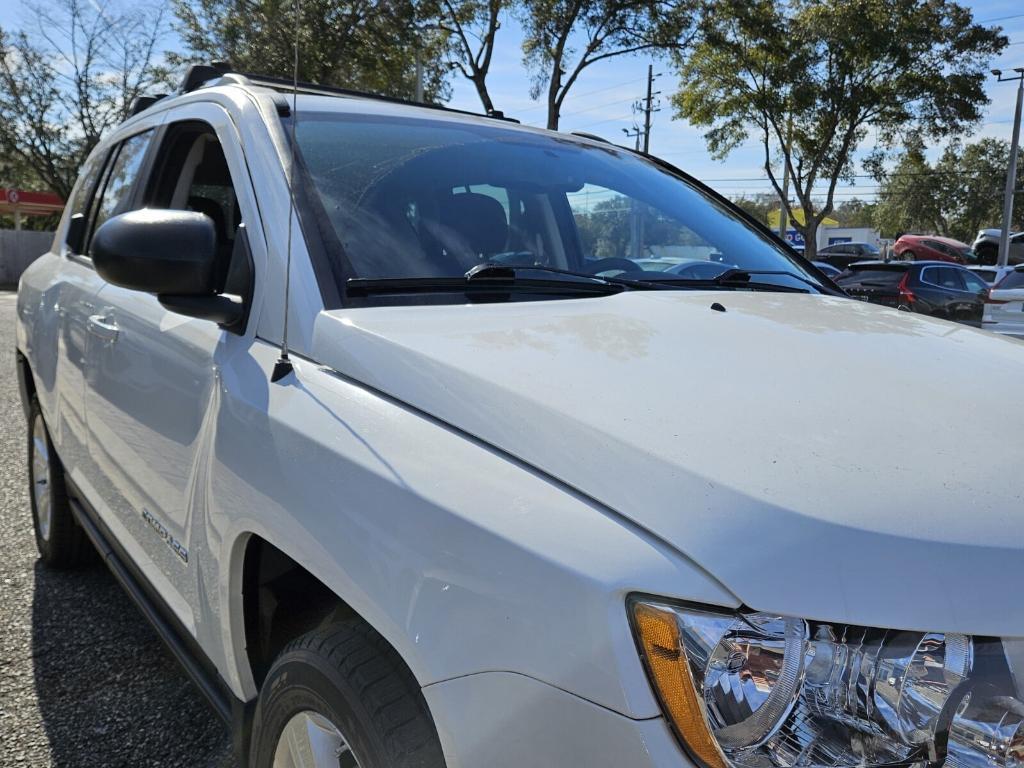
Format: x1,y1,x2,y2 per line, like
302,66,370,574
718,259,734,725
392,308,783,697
171,0,452,101
874,138,1010,241
731,193,778,226
519,0,697,128
831,199,877,229
0,0,170,199
939,139,1012,239
672,0,1006,257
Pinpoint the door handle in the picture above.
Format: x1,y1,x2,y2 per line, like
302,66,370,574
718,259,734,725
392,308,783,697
87,314,119,344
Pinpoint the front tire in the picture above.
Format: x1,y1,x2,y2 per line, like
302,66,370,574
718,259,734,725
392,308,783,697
27,398,92,568
250,619,446,768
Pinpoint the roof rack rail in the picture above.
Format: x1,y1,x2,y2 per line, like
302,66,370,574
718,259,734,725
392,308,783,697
180,62,232,94
175,62,520,124
231,71,521,123
128,93,169,118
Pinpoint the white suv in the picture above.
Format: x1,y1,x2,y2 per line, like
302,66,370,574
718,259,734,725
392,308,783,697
15,66,1024,768
983,265,1024,338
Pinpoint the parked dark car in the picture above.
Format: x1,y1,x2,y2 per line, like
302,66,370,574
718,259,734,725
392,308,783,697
817,242,880,269
835,261,988,326
893,234,975,264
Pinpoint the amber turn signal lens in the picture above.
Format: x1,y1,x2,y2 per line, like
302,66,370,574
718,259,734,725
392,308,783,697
632,602,728,768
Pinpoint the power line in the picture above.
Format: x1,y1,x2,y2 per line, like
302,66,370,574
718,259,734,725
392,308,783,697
504,78,644,116
559,96,640,118
574,112,635,130
979,12,1024,23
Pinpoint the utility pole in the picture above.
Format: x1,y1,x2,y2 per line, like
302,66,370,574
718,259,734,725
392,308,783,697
638,65,661,153
993,68,1024,268
638,64,663,153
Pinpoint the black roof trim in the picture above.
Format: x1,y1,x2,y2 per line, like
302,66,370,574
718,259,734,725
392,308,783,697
128,94,169,117
180,62,232,94
221,68,520,123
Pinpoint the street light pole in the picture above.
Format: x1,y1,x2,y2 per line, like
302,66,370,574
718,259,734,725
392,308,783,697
993,68,1024,268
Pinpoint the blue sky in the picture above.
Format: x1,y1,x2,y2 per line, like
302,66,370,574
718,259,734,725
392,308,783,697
2,0,1022,202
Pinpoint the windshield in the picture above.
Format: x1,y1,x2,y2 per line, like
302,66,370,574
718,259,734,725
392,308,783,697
291,112,823,303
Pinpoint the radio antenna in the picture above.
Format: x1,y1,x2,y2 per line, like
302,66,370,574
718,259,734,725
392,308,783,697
271,0,301,383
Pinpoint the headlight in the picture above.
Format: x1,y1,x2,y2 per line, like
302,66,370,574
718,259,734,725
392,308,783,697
629,598,1024,768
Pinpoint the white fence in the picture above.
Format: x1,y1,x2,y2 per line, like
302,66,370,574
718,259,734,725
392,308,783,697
0,230,54,286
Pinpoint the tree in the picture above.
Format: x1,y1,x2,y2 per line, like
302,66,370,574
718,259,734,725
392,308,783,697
672,0,1006,259
0,0,169,199
874,138,1010,243
939,138,1010,241
832,198,876,229
172,0,452,102
436,0,506,114
520,0,697,129
732,192,778,226
872,139,940,237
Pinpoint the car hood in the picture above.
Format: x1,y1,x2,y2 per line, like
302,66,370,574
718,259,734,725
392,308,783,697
312,291,1024,636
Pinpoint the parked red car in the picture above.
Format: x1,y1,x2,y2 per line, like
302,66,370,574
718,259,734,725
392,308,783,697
893,234,975,264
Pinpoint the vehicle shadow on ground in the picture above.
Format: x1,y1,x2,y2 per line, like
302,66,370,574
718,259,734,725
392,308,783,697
30,557,236,767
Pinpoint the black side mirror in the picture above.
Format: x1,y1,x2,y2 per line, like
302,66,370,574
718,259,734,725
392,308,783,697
91,209,244,330
92,209,220,293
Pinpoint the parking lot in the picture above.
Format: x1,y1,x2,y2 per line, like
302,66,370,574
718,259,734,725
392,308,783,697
0,292,234,767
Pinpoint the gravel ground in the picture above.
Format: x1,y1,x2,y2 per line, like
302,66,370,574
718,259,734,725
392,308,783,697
0,291,235,767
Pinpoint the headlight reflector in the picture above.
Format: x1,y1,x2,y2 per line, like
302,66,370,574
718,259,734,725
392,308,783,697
630,598,1022,768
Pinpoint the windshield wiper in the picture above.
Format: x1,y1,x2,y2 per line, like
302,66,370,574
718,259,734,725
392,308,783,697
346,263,664,298
644,268,819,293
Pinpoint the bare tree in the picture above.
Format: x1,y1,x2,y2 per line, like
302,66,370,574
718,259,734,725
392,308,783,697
519,0,696,129
0,0,169,198
436,0,506,114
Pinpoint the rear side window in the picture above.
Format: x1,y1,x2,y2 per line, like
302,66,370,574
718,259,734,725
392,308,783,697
973,270,997,283
89,130,154,247
68,152,108,224
998,270,1024,290
932,267,966,290
64,151,110,254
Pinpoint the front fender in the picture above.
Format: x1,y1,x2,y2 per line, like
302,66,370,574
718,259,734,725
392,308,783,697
209,342,736,719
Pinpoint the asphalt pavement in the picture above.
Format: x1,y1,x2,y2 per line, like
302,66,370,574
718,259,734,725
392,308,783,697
0,291,235,767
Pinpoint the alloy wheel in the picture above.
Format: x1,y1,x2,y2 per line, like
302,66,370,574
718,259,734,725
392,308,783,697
272,711,361,768
31,414,52,542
